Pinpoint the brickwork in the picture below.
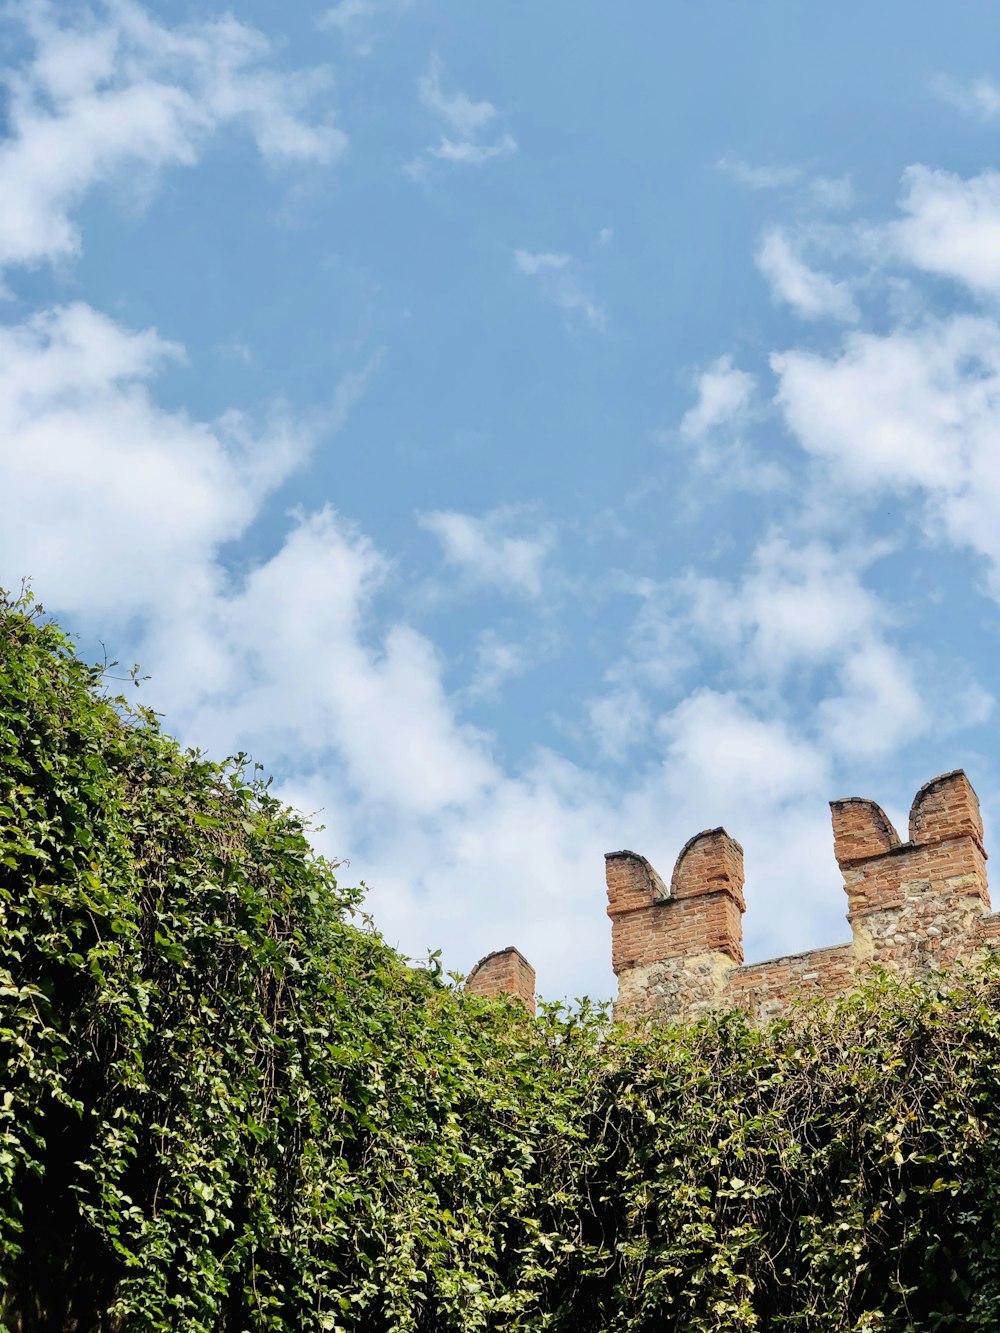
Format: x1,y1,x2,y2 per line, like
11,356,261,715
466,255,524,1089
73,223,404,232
606,770,998,1024
465,946,536,1015
466,770,998,1023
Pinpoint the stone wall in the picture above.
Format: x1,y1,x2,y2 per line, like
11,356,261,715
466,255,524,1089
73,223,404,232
607,769,1000,1023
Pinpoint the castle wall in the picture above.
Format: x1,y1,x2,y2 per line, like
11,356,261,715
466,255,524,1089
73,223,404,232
606,770,996,1024
466,770,996,1023
725,943,857,1024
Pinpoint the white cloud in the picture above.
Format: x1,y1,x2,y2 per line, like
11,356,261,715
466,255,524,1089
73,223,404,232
717,156,803,190
602,580,696,694
0,302,309,617
418,508,555,598
418,55,497,139
318,0,409,50
718,158,854,210
179,511,499,815
407,56,517,175
596,535,927,767
746,159,1000,309
514,248,605,330
658,689,829,808
320,0,380,32
464,630,531,702
776,163,1000,599
674,355,785,492
773,314,1000,589
809,175,854,210
933,74,1000,121
756,227,859,321
692,537,924,760
686,540,925,760
430,134,517,166
818,642,924,758
891,165,1000,297
0,1,344,272
217,340,255,365
681,537,885,675
741,161,1000,598
588,687,650,761
680,354,756,440
514,250,570,276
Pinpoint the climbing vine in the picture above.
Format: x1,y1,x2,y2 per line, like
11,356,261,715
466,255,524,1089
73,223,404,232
2,588,1000,1332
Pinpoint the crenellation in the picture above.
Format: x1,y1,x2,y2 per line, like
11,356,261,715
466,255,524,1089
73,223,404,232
605,849,669,914
465,946,536,1014
608,769,995,1023
669,828,746,909
830,797,900,867
605,831,746,1014
467,769,997,1025
908,770,984,850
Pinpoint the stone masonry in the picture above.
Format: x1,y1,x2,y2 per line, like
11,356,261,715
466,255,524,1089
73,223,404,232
608,769,999,1022
465,770,1000,1023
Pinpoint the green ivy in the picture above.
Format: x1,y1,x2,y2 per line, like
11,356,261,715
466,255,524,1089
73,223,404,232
3,588,1000,1332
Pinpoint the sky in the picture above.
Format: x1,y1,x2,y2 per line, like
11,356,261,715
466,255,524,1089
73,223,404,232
3,0,1000,1001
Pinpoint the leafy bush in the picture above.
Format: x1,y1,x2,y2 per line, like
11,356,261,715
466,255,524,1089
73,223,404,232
3,589,1000,1332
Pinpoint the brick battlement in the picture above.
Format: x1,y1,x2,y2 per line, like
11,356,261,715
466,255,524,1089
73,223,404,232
609,769,998,1022
466,769,1000,1023
465,946,536,1015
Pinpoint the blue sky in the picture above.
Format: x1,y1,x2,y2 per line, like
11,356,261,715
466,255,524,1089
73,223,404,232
4,0,1000,1000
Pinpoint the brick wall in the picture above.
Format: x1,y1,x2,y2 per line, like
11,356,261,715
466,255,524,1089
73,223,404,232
606,770,999,1023
465,946,536,1014
464,770,998,1022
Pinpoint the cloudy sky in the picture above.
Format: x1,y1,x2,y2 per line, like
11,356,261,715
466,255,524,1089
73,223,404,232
3,0,1000,1000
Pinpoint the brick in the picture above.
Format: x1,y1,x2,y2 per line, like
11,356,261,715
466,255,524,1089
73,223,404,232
608,770,993,1025
465,946,536,1015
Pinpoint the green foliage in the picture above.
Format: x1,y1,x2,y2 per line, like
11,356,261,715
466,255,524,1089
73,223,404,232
3,588,1000,1331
